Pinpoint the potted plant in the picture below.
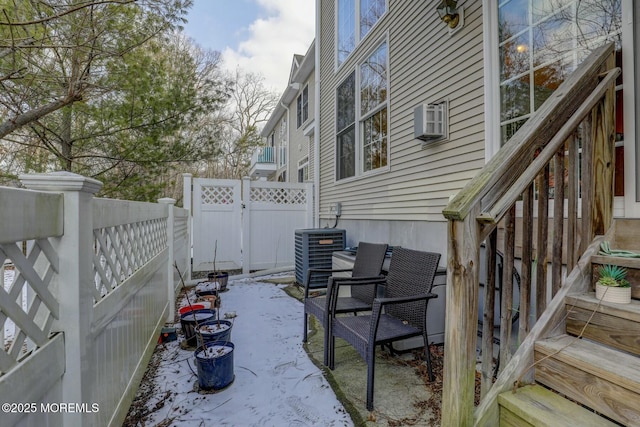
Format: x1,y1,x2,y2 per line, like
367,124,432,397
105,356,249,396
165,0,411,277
194,341,235,390
208,240,228,291
596,264,631,304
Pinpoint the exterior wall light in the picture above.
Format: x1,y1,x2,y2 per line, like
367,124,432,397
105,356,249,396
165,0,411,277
437,0,462,29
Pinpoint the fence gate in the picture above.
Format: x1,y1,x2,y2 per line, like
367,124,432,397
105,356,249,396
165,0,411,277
186,176,313,274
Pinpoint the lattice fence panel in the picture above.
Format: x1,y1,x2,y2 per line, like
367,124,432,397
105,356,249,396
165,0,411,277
201,185,236,205
250,187,307,205
93,218,167,300
0,239,59,375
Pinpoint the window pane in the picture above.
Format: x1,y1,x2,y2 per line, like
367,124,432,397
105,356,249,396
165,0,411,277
337,72,356,132
501,119,527,143
360,42,387,115
532,11,574,67
363,108,387,172
338,0,356,65
360,0,386,39
499,0,529,42
533,61,564,110
337,125,356,179
500,32,529,81
302,85,309,122
500,74,530,122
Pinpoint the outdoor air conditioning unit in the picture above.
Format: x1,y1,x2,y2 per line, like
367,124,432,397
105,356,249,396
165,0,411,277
295,228,346,288
414,101,448,142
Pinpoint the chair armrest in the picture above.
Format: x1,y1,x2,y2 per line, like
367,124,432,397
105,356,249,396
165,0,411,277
326,275,387,312
374,293,438,307
333,275,387,287
304,267,355,297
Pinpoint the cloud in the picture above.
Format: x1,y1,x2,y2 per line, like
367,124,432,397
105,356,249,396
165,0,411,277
221,0,315,92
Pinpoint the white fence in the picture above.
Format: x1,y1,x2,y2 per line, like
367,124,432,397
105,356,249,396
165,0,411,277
0,172,189,427
185,175,313,274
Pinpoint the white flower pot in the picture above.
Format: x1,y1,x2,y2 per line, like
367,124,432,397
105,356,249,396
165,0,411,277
595,282,631,304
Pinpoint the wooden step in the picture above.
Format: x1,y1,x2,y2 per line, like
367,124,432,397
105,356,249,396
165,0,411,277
498,384,618,427
535,334,640,426
565,293,640,356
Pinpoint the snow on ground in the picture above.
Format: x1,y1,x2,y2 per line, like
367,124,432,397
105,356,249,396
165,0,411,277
127,274,353,426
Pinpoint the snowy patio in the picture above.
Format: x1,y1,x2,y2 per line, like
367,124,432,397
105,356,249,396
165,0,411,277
123,273,444,426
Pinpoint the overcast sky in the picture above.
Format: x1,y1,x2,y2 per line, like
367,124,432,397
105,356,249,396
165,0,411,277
183,0,315,93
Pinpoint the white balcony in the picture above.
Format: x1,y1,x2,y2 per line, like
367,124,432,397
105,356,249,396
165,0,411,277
249,146,277,179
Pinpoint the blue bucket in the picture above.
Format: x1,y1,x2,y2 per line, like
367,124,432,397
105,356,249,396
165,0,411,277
180,309,216,347
194,341,235,390
196,320,233,348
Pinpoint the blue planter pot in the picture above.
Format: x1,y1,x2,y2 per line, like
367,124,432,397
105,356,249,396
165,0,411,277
180,309,216,347
196,320,233,348
207,272,229,291
195,341,235,390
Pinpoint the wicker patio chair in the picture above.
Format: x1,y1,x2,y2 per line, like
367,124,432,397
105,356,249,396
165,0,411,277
302,242,388,365
327,247,441,411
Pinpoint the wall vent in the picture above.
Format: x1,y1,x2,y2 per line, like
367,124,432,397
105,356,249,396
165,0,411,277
414,100,448,142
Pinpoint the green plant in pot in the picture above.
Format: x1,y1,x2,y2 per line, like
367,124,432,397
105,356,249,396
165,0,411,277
596,264,631,304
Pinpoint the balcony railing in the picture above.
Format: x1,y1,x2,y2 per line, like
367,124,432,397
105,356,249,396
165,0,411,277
252,146,275,164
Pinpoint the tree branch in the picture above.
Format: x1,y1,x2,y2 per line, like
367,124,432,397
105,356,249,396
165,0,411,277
0,1,138,26
0,94,79,139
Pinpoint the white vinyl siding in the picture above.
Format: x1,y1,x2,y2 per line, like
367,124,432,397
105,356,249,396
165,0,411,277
319,0,486,222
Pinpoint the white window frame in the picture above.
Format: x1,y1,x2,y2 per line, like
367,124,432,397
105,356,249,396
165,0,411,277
335,0,388,69
484,0,636,216
296,84,309,128
298,156,310,182
335,36,390,182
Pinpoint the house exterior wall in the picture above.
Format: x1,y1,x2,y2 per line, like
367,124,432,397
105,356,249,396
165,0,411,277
317,0,485,250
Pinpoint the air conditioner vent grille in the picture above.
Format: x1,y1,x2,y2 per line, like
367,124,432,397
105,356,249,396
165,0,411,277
295,228,346,287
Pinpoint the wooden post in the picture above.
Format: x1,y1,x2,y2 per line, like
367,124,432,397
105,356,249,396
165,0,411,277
590,53,616,237
519,184,533,342
536,166,549,319
552,148,565,295
481,229,497,397
442,207,481,427
500,205,515,369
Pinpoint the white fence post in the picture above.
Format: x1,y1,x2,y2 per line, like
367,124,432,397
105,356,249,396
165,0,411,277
242,177,251,275
159,198,176,322
183,173,193,280
20,172,102,427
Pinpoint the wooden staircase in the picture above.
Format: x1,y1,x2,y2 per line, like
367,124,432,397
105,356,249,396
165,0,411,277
497,253,640,426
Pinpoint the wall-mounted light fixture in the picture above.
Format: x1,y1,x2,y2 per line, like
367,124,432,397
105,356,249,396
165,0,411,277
437,0,462,29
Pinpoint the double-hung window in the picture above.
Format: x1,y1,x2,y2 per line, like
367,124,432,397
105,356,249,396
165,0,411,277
337,72,356,179
336,40,388,180
296,85,309,128
337,0,386,66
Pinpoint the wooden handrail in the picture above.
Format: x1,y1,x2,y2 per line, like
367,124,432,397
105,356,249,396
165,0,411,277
477,67,619,224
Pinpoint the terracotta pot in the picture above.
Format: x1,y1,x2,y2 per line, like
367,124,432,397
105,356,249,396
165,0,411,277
595,282,631,304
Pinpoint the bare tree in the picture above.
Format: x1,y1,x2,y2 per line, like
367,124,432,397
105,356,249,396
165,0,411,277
208,69,279,179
